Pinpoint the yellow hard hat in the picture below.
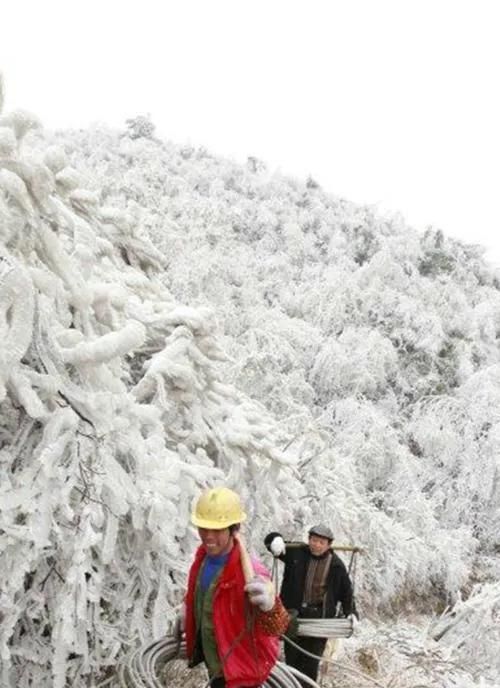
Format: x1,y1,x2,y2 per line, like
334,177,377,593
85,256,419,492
191,487,247,529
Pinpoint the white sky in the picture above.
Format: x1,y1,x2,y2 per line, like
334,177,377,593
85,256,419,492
2,0,500,266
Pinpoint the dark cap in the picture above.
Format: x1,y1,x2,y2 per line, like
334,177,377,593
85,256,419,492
308,524,334,541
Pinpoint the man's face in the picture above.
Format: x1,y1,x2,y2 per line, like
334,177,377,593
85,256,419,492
308,534,331,556
198,527,233,556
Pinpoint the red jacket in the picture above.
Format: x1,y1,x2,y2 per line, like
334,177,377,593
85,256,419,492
185,541,281,688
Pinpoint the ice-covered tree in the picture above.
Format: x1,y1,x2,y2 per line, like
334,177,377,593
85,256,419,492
0,95,300,687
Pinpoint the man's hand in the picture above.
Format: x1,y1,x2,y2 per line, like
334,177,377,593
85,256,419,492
245,576,275,612
174,602,186,640
286,609,299,638
269,536,285,556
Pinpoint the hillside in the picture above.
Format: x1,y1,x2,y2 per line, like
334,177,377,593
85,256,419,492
49,119,500,599
1,94,500,687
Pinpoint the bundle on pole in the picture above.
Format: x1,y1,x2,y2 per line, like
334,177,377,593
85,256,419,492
296,617,354,639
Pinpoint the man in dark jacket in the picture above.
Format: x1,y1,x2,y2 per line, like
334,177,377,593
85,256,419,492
264,525,355,685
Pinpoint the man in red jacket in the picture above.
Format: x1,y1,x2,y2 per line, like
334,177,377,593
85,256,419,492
184,487,289,688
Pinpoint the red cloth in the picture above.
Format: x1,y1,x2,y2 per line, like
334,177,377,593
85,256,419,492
185,541,280,688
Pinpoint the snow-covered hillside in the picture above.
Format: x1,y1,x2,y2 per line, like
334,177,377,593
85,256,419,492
1,85,500,687
52,119,500,595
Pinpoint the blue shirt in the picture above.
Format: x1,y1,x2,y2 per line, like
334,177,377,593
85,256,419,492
200,553,229,592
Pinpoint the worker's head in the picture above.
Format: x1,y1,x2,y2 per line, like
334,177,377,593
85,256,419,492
308,524,333,556
191,487,247,556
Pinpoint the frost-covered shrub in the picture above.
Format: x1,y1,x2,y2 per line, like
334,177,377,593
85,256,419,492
430,582,500,684
408,373,500,548
125,114,156,140
310,328,398,402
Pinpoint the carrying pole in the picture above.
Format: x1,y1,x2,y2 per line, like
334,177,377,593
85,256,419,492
234,532,255,583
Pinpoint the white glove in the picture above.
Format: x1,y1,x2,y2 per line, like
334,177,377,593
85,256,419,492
347,614,359,630
245,576,275,612
270,536,285,557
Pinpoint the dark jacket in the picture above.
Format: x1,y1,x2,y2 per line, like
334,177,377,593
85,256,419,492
264,532,354,618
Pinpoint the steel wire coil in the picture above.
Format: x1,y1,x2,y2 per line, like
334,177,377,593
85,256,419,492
296,618,353,638
117,635,319,688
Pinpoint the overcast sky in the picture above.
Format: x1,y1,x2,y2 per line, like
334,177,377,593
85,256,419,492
2,1,499,266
